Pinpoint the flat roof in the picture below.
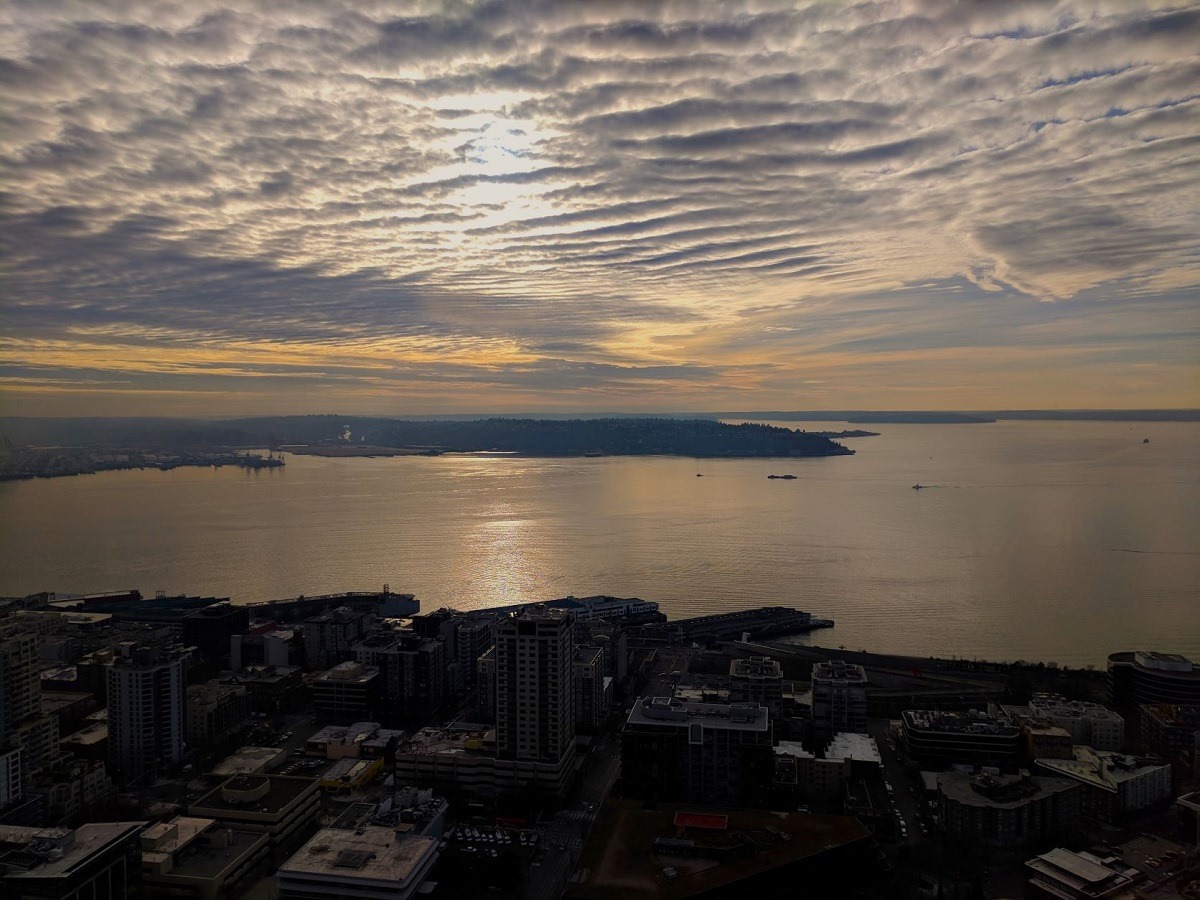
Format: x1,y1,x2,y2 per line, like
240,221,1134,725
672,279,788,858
190,775,316,816
1,822,144,880
937,773,1079,808
627,696,769,732
569,800,870,899
280,826,436,884
827,733,881,764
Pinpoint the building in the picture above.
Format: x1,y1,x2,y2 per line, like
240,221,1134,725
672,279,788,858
1139,704,1200,767
1,616,61,788
1026,693,1125,751
1109,651,1200,709
34,757,114,826
312,662,380,721
730,657,784,711
106,645,187,783
1,747,23,811
394,724,571,799
230,630,295,671
565,800,880,899
936,772,1081,849
141,815,269,900
574,646,608,733
476,648,496,723
453,617,494,690
1025,847,1141,898
774,742,851,798
186,681,251,747
901,709,1023,764
211,746,287,777
277,826,439,900
355,631,447,720
621,696,773,806
299,607,370,671
811,660,868,740
188,774,321,860
220,664,306,716
495,607,575,766
181,604,250,666
1035,747,1172,824
318,757,383,795
0,821,145,899
826,732,883,779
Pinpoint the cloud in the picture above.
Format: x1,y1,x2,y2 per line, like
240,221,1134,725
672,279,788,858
1,0,1198,414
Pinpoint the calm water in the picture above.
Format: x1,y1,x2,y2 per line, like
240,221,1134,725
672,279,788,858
1,421,1197,667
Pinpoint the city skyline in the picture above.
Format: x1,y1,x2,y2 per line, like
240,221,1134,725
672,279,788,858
2,1,1198,417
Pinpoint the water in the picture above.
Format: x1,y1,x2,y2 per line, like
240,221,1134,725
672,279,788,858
1,421,1196,667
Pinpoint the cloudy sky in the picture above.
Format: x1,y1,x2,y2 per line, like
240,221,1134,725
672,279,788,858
2,1,1198,416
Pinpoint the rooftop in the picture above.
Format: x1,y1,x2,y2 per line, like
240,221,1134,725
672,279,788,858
627,696,769,732
903,709,1021,737
0,822,144,881
937,773,1079,808
730,657,783,679
826,733,882,764
1035,747,1168,790
568,800,871,899
812,660,867,683
231,664,302,683
307,723,382,746
398,724,494,757
280,826,437,885
315,662,378,684
190,774,316,817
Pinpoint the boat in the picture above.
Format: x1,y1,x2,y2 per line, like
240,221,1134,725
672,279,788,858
1143,438,1150,444
912,483,924,490
768,474,797,480
696,473,703,477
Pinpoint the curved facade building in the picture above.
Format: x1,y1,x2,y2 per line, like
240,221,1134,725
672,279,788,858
1108,651,1200,708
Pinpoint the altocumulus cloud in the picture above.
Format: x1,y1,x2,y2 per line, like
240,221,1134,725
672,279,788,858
1,0,1198,414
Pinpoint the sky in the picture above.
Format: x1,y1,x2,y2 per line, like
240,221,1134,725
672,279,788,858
2,0,1198,417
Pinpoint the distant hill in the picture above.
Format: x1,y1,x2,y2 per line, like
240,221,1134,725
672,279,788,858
0,416,853,458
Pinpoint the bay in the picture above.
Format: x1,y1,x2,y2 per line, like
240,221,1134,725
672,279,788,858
1,420,1196,667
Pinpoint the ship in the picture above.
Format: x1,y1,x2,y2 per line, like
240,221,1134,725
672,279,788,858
912,483,924,490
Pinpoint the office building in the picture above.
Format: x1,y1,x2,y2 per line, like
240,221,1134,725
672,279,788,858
106,646,187,783
811,660,868,740
1139,704,1200,766
230,630,295,671
278,826,439,900
220,664,306,716
0,821,145,899
901,709,1023,764
621,696,773,806
35,757,115,826
1026,693,1125,751
186,681,251,747
181,603,250,666
1,746,22,810
936,772,1081,849
730,657,784,711
188,774,321,860
574,645,608,733
141,816,270,900
354,631,446,720
300,607,370,670
1035,746,1172,823
312,662,380,721
495,607,575,765
454,617,495,689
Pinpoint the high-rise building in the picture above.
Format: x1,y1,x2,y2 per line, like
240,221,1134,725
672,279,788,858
300,607,370,671
181,603,250,666
811,660,868,740
730,657,784,711
106,645,187,783
495,608,575,764
1,615,61,791
574,646,608,733
355,631,446,720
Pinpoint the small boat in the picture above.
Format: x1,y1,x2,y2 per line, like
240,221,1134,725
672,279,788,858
768,474,797,480
1143,438,1150,444
696,473,703,477
912,483,924,490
